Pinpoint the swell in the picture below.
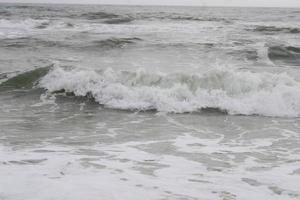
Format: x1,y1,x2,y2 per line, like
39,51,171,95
0,36,141,50
1,6,230,24
0,19,74,32
80,12,134,24
35,21,51,29
102,17,134,24
168,16,231,23
5,5,62,12
268,45,300,65
79,37,142,50
0,66,51,89
227,49,259,61
0,37,63,48
80,12,119,20
252,25,300,34
0,10,11,17
34,67,300,118
77,11,229,23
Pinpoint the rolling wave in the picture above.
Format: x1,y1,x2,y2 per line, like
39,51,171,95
31,66,300,117
1,64,299,118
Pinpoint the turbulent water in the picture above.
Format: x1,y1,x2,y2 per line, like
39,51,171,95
0,3,300,200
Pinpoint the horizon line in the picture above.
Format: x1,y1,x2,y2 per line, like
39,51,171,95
0,1,299,9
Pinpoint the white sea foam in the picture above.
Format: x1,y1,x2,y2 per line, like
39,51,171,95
39,66,300,117
0,19,73,39
1,137,299,200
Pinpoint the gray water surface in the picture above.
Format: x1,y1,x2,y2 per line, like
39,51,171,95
0,4,300,200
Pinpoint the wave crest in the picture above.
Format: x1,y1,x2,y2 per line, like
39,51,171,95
39,67,300,117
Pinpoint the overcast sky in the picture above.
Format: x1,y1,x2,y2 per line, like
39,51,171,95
0,0,299,7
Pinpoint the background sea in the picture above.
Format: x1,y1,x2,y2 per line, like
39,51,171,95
0,3,300,200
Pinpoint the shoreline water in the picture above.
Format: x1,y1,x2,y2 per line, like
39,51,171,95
0,4,299,200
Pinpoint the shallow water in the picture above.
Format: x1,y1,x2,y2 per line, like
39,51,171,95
0,3,299,200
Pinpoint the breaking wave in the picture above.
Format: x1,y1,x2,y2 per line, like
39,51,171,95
35,66,300,117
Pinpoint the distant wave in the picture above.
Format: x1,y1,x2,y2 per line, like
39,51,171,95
7,5,64,12
0,10,11,17
78,11,231,23
78,11,134,24
80,12,120,20
0,7,230,26
79,37,142,50
268,45,300,65
0,18,48,29
168,16,231,23
102,17,134,24
137,14,232,23
252,25,300,34
35,21,50,29
0,37,63,48
0,19,73,34
0,36,141,50
30,66,300,117
227,49,258,61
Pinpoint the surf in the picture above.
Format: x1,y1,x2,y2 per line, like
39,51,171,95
33,66,300,117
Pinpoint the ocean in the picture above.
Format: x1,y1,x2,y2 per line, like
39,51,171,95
0,3,299,200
